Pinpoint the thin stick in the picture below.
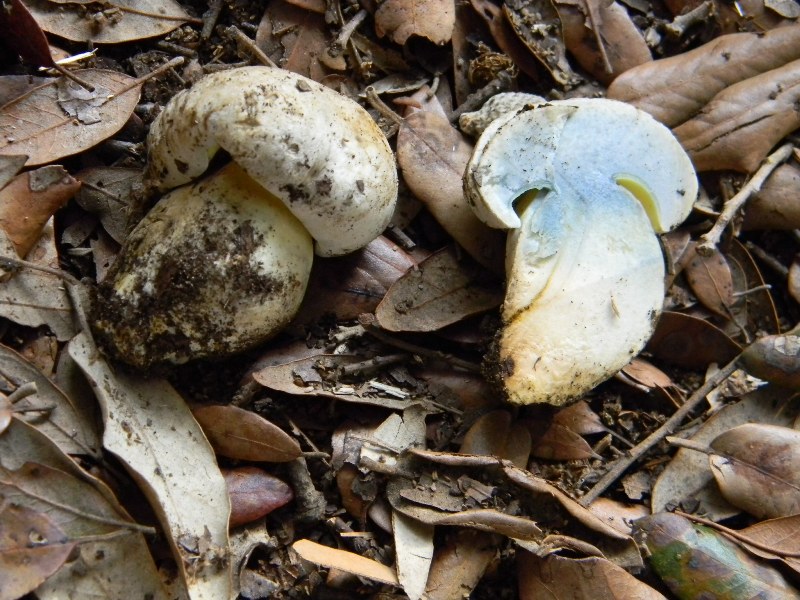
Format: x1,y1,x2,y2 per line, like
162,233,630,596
330,9,368,57
51,63,96,92
7,381,37,404
697,143,794,256
364,87,403,126
580,357,740,506
107,56,186,100
227,26,278,69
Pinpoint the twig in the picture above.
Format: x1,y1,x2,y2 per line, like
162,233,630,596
364,325,481,373
744,241,789,278
364,87,404,126
51,63,96,92
226,26,278,68
697,143,794,256
674,510,800,558
580,356,741,506
339,353,408,375
7,381,38,404
329,9,367,57
108,56,186,100
201,0,224,40
664,0,714,38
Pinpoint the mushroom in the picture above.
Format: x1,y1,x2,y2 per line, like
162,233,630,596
464,98,696,405
92,67,398,369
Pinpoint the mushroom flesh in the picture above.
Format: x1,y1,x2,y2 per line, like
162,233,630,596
464,98,697,405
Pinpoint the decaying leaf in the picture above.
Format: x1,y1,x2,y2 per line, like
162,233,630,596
0,502,74,600
69,333,232,599
374,0,455,45
607,25,800,127
744,162,800,230
461,410,532,466
0,70,142,166
74,167,142,244
652,385,796,517
397,110,505,272
646,311,741,369
739,330,800,389
556,0,651,85
518,550,667,600
0,0,56,69
424,530,499,600
223,466,294,528
683,243,735,319
0,155,27,190
710,423,800,519
22,0,191,44
0,165,79,257
193,404,302,463
638,512,800,600
375,246,503,332
393,511,434,600
735,514,800,575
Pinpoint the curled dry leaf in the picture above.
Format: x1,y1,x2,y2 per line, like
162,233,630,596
0,70,142,166
375,246,503,333
0,502,75,600
607,25,800,127
374,0,455,45
638,512,800,600
556,0,652,85
292,539,399,585
739,331,800,388
223,466,294,528
0,165,79,257
193,405,302,463
709,423,800,519
518,550,667,600
397,110,505,272
21,0,191,43
744,162,800,230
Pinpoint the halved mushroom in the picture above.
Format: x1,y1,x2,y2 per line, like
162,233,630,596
465,98,696,405
93,67,398,369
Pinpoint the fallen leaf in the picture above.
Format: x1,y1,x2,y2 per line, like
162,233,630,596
587,497,649,536
618,357,674,391
638,512,800,600
374,0,455,45
461,410,532,466
375,246,503,332
683,243,735,319
397,110,505,272
552,399,608,435
292,539,399,585
607,25,800,127
424,530,499,600
503,0,578,86
652,385,796,517
736,514,800,575
556,0,651,85
74,166,141,244
223,466,294,528
0,165,79,257
69,332,232,599
0,0,55,68
646,311,741,369
393,511,434,600
193,405,302,463
530,422,600,461
739,331,800,389
0,502,73,600
22,0,191,44
518,550,667,600
710,423,800,519
674,59,800,172
744,162,800,230
0,155,27,190
0,70,141,166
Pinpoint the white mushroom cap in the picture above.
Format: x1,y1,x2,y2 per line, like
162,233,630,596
146,66,398,257
464,99,697,405
93,164,313,369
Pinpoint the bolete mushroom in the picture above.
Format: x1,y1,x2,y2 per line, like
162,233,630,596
93,67,398,369
465,98,697,405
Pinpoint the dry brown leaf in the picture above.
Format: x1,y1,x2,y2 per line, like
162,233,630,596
503,0,577,86
0,70,141,166
646,311,742,369
739,331,800,389
744,162,800,230
607,25,800,127
461,410,532,466
69,333,232,599
256,0,337,82
74,167,141,244
293,539,399,585
374,0,455,45
293,235,416,326
0,502,74,600
469,0,542,81
556,0,651,85
451,2,488,105
397,110,505,272
223,466,294,528
736,514,800,575
424,530,499,600
393,511,434,600
683,243,735,318
530,422,600,461
0,343,100,457
618,357,674,391
375,246,503,332
0,155,27,190
1,0,55,69
727,239,780,335
552,399,607,435
193,405,302,463
22,0,190,43
518,551,667,600
0,165,79,257
586,497,649,536
652,385,796,517
674,59,800,172
710,423,800,519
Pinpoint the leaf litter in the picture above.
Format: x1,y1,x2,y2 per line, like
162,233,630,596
3,3,800,599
